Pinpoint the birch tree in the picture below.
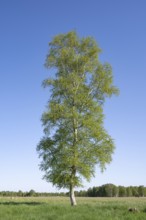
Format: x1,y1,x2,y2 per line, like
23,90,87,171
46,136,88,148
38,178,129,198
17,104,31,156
37,31,119,206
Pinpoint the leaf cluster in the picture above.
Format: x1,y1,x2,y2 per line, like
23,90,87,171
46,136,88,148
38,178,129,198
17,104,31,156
37,31,119,189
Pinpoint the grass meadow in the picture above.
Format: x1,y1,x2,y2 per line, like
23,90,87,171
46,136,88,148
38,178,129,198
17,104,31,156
0,197,146,220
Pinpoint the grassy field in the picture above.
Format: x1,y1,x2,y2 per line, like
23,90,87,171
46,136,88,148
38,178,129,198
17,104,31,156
0,197,146,220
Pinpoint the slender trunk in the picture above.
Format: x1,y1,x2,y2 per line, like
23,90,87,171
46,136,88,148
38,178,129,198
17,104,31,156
70,184,77,206
69,96,77,206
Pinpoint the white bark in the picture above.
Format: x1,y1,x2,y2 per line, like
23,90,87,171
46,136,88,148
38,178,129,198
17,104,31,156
70,185,77,206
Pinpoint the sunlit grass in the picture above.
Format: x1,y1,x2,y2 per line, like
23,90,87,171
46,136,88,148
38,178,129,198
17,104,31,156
0,197,146,219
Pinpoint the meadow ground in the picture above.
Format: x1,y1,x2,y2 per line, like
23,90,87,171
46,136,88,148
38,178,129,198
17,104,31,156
0,196,146,220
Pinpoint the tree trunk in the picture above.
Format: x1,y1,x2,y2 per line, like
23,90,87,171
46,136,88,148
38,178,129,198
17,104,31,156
70,184,77,206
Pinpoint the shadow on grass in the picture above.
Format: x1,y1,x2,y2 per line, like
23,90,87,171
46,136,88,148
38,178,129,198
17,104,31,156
0,201,43,206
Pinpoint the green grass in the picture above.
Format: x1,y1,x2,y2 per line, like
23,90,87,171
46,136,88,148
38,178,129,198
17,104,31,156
0,197,146,220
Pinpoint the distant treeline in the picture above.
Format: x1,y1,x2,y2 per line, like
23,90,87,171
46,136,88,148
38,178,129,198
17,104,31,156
75,184,146,197
0,184,146,197
0,189,66,197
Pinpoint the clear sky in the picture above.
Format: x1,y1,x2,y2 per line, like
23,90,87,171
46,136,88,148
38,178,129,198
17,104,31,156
0,0,146,192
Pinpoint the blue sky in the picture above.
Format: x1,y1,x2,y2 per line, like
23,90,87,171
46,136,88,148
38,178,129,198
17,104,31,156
0,0,146,192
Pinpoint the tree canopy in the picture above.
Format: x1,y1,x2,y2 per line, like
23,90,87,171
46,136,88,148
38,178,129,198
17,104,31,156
37,31,119,205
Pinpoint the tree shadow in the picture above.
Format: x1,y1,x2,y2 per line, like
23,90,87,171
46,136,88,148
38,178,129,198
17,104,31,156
0,201,44,206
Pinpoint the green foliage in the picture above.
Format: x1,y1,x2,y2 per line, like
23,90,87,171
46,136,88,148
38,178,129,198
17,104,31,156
37,31,119,191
